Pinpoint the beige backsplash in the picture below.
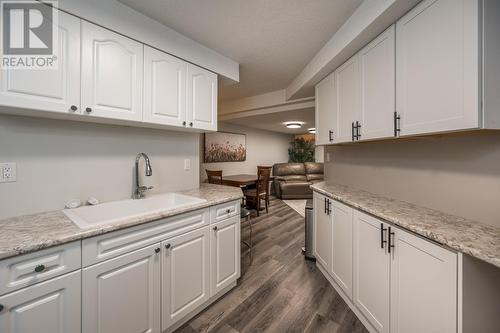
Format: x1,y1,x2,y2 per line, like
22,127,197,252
324,131,500,228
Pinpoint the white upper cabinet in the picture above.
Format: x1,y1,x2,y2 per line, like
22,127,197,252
144,46,187,127
396,0,479,136
0,9,219,132
0,11,80,114
315,73,337,145
186,64,217,131
81,21,143,121
335,55,360,143
390,226,457,333
359,25,396,140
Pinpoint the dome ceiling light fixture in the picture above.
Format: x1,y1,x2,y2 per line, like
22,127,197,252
285,122,303,129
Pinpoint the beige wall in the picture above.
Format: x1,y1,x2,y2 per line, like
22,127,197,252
324,131,500,227
0,114,200,219
200,123,292,180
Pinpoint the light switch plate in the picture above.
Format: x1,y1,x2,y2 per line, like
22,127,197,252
0,162,16,183
184,159,191,171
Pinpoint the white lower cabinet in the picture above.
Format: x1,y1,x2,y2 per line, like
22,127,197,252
390,226,457,333
314,194,459,333
80,203,239,332
211,216,240,295
353,211,390,333
162,227,210,331
82,243,161,333
330,200,353,299
313,192,332,271
314,193,353,299
0,271,81,333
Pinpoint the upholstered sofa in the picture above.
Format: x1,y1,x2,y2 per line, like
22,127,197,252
272,162,324,199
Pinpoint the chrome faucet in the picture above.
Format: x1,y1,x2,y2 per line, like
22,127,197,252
134,153,153,199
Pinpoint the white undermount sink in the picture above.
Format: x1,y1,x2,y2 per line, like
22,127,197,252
63,193,206,229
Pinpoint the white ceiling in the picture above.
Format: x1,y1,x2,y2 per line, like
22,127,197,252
222,108,315,134
117,0,363,102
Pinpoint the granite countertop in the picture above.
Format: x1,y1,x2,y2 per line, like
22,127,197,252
0,184,243,261
311,182,500,268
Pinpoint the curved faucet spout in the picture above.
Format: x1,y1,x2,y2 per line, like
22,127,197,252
134,153,153,199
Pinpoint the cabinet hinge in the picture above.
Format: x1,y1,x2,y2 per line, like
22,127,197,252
394,112,401,137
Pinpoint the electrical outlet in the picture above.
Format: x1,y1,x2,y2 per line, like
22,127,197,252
0,163,16,183
184,159,191,171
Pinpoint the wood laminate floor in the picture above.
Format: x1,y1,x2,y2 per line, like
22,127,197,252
176,198,368,333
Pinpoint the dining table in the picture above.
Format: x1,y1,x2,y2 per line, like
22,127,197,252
221,174,258,187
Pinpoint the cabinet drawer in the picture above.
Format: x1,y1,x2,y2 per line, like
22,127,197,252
0,241,81,296
82,208,209,267
210,200,240,223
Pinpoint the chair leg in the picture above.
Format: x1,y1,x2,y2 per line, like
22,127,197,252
248,216,253,264
256,196,260,217
265,195,269,213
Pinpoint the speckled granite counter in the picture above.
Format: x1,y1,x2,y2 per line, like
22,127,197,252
0,184,243,261
311,182,500,268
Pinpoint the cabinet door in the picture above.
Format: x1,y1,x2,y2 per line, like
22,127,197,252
390,226,457,333
353,211,390,333
210,216,240,295
330,200,353,299
335,55,360,143
0,11,80,114
396,0,479,136
143,46,187,127
313,192,332,271
82,243,160,333
81,21,143,121
359,25,395,140
186,64,217,131
162,227,210,330
0,271,81,333
315,73,337,145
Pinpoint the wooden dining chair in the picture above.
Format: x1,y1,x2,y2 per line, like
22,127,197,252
206,170,223,185
244,167,271,216
257,166,272,206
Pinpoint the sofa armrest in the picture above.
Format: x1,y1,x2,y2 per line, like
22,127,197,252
273,179,283,198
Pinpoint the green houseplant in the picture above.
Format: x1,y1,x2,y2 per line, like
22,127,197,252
288,137,315,163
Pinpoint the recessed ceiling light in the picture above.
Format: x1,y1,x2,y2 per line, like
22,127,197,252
285,122,302,129
308,128,316,134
